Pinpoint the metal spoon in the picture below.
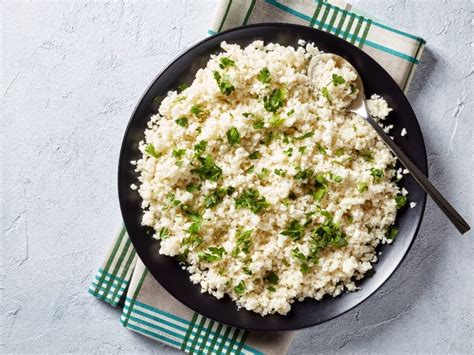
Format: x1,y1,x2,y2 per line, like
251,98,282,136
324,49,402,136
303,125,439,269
308,53,470,234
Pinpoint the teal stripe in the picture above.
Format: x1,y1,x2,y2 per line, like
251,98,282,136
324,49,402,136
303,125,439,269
371,20,425,43
265,0,419,63
126,314,184,344
98,267,128,283
208,29,217,36
242,0,256,25
126,298,262,354
364,39,419,63
124,321,182,348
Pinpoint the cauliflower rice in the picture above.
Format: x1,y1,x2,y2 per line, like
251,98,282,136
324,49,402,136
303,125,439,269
133,41,406,316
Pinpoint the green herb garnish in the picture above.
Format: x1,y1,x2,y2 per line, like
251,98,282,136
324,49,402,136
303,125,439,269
395,195,407,209
274,169,287,177
175,116,188,127
191,155,222,181
199,246,226,262
252,117,265,129
185,183,201,193
204,188,228,208
265,271,279,285
258,67,271,84
219,57,235,69
213,71,235,95
263,88,286,113
234,188,270,214
267,286,276,292
158,227,169,240
298,146,307,154
330,74,345,86
172,148,186,160
177,83,188,93
226,127,241,146
386,226,398,240
193,140,208,156
316,143,327,155
145,144,161,158
281,220,304,241
283,147,293,157
232,229,253,257
370,168,384,182
335,148,345,157
294,167,313,182
191,104,206,118
249,151,261,160
321,86,331,103
233,280,246,295
295,132,314,140
269,114,285,127
357,182,368,193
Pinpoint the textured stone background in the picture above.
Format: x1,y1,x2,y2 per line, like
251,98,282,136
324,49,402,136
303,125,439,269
1,0,473,353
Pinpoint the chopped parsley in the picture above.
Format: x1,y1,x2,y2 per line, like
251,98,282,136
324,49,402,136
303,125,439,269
313,174,328,201
263,88,286,113
232,229,253,257
193,140,208,156
316,143,327,155
395,195,407,209
233,280,246,295
252,117,265,129
283,147,293,157
260,131,274,145
219,57,235,69
175,116,188,127
357,182,368,193
257,168,270,179
330,74,345,86
190,104,206,118
249,151,261,160
386,226,398,240
298,146,307,154
294,167,313,182
158,227,169,240
321,86,331,103
198,246,226,262
295,132,314,140
267,286,276,292
329,172,343,183
177,83,188,93
311,214,347,256
185,182,201,193
269,114,285,127
361,150,374,161
191,155,222,181
335,148,345,157
287,109,295,116
274,168,287,177
234,188,270,214
204,188,228,208
370,168,384,182
281,220,304,241
244,165,255,174
265,271,279,285
226,127,241,146
213,71,235,95
144,144,161,158
172,148,186,160
257,67,271,84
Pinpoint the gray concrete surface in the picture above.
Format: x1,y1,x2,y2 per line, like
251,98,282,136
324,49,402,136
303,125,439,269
1,0,473,353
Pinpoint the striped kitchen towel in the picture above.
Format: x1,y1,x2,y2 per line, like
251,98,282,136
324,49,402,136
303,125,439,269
89,1,425,353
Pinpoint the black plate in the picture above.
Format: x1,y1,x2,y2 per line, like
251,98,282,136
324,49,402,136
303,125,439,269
118,23,427,331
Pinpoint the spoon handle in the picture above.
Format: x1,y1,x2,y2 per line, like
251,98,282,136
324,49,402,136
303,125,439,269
364,115,470,234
